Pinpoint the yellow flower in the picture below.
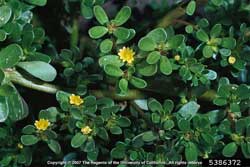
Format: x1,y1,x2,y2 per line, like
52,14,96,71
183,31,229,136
118,47,135,64
174,55,180,61
81,126,92,135
17,143,23,149
34,119,50,131
228,56,236,64
69,94,84,106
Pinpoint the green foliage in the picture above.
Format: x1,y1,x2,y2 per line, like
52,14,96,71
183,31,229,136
186,0,196,16
17,61,57,82
0,0,250,166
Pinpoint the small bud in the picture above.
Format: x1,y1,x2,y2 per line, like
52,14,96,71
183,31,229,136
174,55,181,61
228,56,236,64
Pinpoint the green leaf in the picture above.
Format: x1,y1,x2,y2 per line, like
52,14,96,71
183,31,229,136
185,142,198,161
44,130,58,139
202,45,214,58
201,133,215,145
0,6,12,27
163,99,174,113
178,119,190,131
0,44,23,69
205,109,226,124
197,18,209,28
119,78,128,93
97,127,109,141
211,0,223,6
22,27,34,48
213,97,227,106
0,96,8,122
56,91,70,103
22,125,36,134
219,120,232,134
190,63,204,73
100,39,113,53
205,70,217,80
0,156,12,166
159,56,172,75
230,103,240,113
147,28,167,43
236,84,250,100
148,98,162,112
163,120,175,130
0,84,15,96
241,142,250,159
110,126,122,135
111,145,126,159
221,37,236,49
233,59,245,70
71,133,87,148
0,69,4,84
142,131,157,142
146,51,161,64
104,64,123,77
17,61,57,82
222,142,238,157
93,5,109,25
166,35,184,49
48,139,61,154
210,24,222,38
116,28,136,44
113,27,130,40
219,48,231,56
87,148,99,161
185,25,193,33
21,135,39,146
27,52,51,63
129,76,147,89
99,55,123,67
88,26,108,39
0,29,7,41
129,151,138,161
196,29,209,42
186,0,196,16
39,107,58,122
84,96,96,106
81,3,93,19
7,87,28,122
114,6,131,26
178,101,200,119
117,117,131,127
151,113,160,123
217,85,230,97
137,62,157,76
25,0,47,6
235,119,245,134
138,37,157,51
33,27,45,41
133,99,148,111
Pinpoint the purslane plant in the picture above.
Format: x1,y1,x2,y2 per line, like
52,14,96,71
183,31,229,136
0,0,250,167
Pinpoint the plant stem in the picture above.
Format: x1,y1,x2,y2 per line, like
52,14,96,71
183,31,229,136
157,0,208,28
5,69,61,94
5,70,216,101
4,69,146,100
157,6,186,28
173,19,198,30
70,18,79,48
